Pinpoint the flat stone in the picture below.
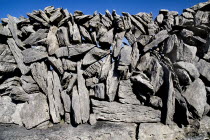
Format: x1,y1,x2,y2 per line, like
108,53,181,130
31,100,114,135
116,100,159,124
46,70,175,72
31,62,48,94
99,28,114,45
48,57,64,74
20,75,39,94
119,45,132,66
20,93,50,129
22,48,48,64
92,99,161,123
83,47,110,66
62,58,77,72
56,26,71,46
7,38,30,75
8,86,30,102
195,59,210,82
68,44,95,57
79,25,92,43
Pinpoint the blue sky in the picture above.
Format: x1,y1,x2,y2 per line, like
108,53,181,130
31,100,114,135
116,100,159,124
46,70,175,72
0,0,207,19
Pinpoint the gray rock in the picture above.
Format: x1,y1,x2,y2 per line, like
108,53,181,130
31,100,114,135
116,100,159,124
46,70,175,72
48,57,64,74
119,45,132,66
93,83,105,99
27,13,49,27
79,25,92,43
143,30,169,52
138,123,184,140
55,47,68,58
131,72,154,92
23,29,48,46
49,8,64,23
47,26,59,55
8,86,30,102
72,23,81,43
113,31,125,58
0,77,20,95
71,85,82,124
0,44,16,63
62,58,77,72
47,71,64,123
61,90,71,113
20,75,39,94
0,96,17,124
156,14,164,24
77,61,90,123
68,43,95,57
89,114,97,125
99,28,114,45
131,42,140,69
196,59,210,82
31,62,48,94
56,26,71,46
0,122,137,140
164,34,178,54
7,38,30,75
174,68,192,85
83,61,102,77
100,54,112,80
20,93,50,129
174,61,200,80
22,48,48,64
149,96,163,109
106,62,119,101
85,77,99,87
118,80,141,105
61,72,77,92
92,99,161,123
0,62,17,73
83,47,110,66
182,78,207,118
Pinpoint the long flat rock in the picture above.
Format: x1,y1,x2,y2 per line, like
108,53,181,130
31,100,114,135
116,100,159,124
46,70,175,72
91,99,161,123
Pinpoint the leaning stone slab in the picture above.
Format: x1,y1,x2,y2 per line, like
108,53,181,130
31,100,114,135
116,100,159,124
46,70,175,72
92,99,161,123
23,48,48,64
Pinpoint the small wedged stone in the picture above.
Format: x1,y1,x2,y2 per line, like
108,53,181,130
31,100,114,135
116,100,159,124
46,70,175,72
83,61,102,78
92,99,161,123
20,93,50,129
56,26,71,46
22,48,48,64
62,58,77,72
55,47,68,58
85,77,99,87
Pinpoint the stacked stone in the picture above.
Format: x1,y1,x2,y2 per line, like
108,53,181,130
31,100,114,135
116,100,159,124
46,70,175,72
0,1,210,133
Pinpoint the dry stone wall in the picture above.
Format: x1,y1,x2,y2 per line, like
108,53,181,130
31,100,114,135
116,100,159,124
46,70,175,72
1,1,210,139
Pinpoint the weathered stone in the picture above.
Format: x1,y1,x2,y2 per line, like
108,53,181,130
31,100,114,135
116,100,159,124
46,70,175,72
0,62,17,73
23,29,48,46
131,72,154,92
20,75,39,94
49,8,64,23
61,90,71,113
22,48,48,64
195,59,210,82
83,61,102,77
174,68,192,85
138,123,184,140
163,34,178,54
0,96,17,124
27,13,49,27
92,99,161,123
143,30,169,52
118,80,141,105
68,44,95,57
0,77,20,95
106,62,119,101
93,83,105,99
55,47,68,58
61,72,77,92
48,57,64,74
62,58,77,72
31,62,48,94
149,96,163,109
20,93,50,129
56,26,71,46
99,28,114,45
174,61,200,80
7,38,30,75
47,71,64,123
85,77,99,87
83,47,110,66
72,23,81,43
72,85,82,124
47,26,59,55
100,54,112,80
89,114,97,125
79,25,92,43
0,44,16,63
156,14,164,24
77,61,90,123
8,86,30,102
0,122,137,140
182,78,207,118
131,42,140,69
113,31,125,58
119,45,132,66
